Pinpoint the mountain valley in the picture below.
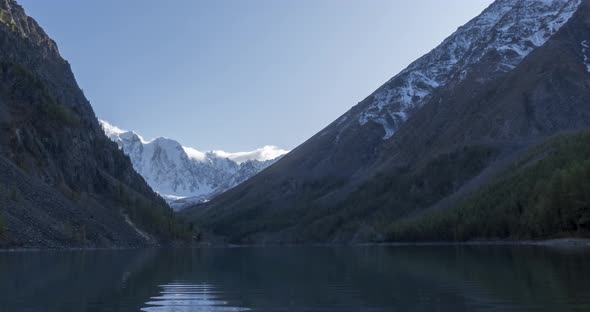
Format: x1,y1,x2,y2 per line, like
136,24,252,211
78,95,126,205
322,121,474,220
183,0,590,244
2,0,590,248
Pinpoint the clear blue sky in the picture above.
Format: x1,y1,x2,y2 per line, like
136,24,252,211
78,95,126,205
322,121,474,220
19,0,493,151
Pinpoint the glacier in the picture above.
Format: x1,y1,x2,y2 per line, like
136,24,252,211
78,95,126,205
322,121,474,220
99,120,288,210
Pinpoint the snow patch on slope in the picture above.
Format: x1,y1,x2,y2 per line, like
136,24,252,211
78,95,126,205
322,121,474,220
357,0,581,140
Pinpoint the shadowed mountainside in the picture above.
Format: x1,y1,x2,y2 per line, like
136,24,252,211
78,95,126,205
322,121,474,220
0,0,192,248
184,0,590,244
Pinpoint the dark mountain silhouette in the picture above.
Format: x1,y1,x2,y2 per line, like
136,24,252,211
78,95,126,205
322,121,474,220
0,0,190,248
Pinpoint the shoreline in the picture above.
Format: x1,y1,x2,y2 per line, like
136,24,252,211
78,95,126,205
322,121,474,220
361,238,590,248
2,238,590,252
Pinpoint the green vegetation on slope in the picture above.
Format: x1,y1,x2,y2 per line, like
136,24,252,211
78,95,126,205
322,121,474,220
1,61,195,245
2,62,80,127
293,145,499,242
114,182,194,241
387,130,590,241
0,213,4,238
202,145,498,243
0,9,17,31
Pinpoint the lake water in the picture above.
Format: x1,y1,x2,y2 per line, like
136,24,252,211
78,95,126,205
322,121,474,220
0,245,589,311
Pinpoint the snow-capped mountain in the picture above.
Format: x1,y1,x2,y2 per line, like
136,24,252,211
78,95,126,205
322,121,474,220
348,0,581,139
100,120,288,210
185,0,590,243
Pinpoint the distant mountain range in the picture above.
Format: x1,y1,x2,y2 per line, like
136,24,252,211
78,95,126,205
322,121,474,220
183,0,590,243
100,120,288,210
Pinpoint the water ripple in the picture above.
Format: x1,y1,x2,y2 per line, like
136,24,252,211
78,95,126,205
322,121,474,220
141,282,250,312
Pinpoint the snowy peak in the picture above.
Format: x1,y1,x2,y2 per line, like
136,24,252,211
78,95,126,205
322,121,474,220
99,120,288,209
100,119,126,136
355,0,581,139
212,145,290,164
183,146,207,162
100,119,145,145
100,120,286,164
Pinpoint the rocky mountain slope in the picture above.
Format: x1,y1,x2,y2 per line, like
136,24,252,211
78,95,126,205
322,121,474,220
184,0,590,243
387,130,590,241
0,0,190,248
100,120,286,210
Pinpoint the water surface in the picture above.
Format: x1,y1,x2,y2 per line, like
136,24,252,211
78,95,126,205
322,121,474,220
1,246,589,311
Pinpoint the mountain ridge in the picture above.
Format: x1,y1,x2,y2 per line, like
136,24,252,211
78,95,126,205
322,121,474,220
99,120,287,209
183,0,590,243
0,0,191,248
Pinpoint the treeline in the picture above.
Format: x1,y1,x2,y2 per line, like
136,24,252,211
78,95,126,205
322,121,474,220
210,144,498,243
308,145,496,241
2,61,196,244
387,131,590,241
114,183,195,241
2,62,79,127
0,214,4,238
0,183,21,240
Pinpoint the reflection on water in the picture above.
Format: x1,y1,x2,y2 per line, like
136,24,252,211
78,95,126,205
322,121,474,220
142,283,249,312
0,246,589,312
